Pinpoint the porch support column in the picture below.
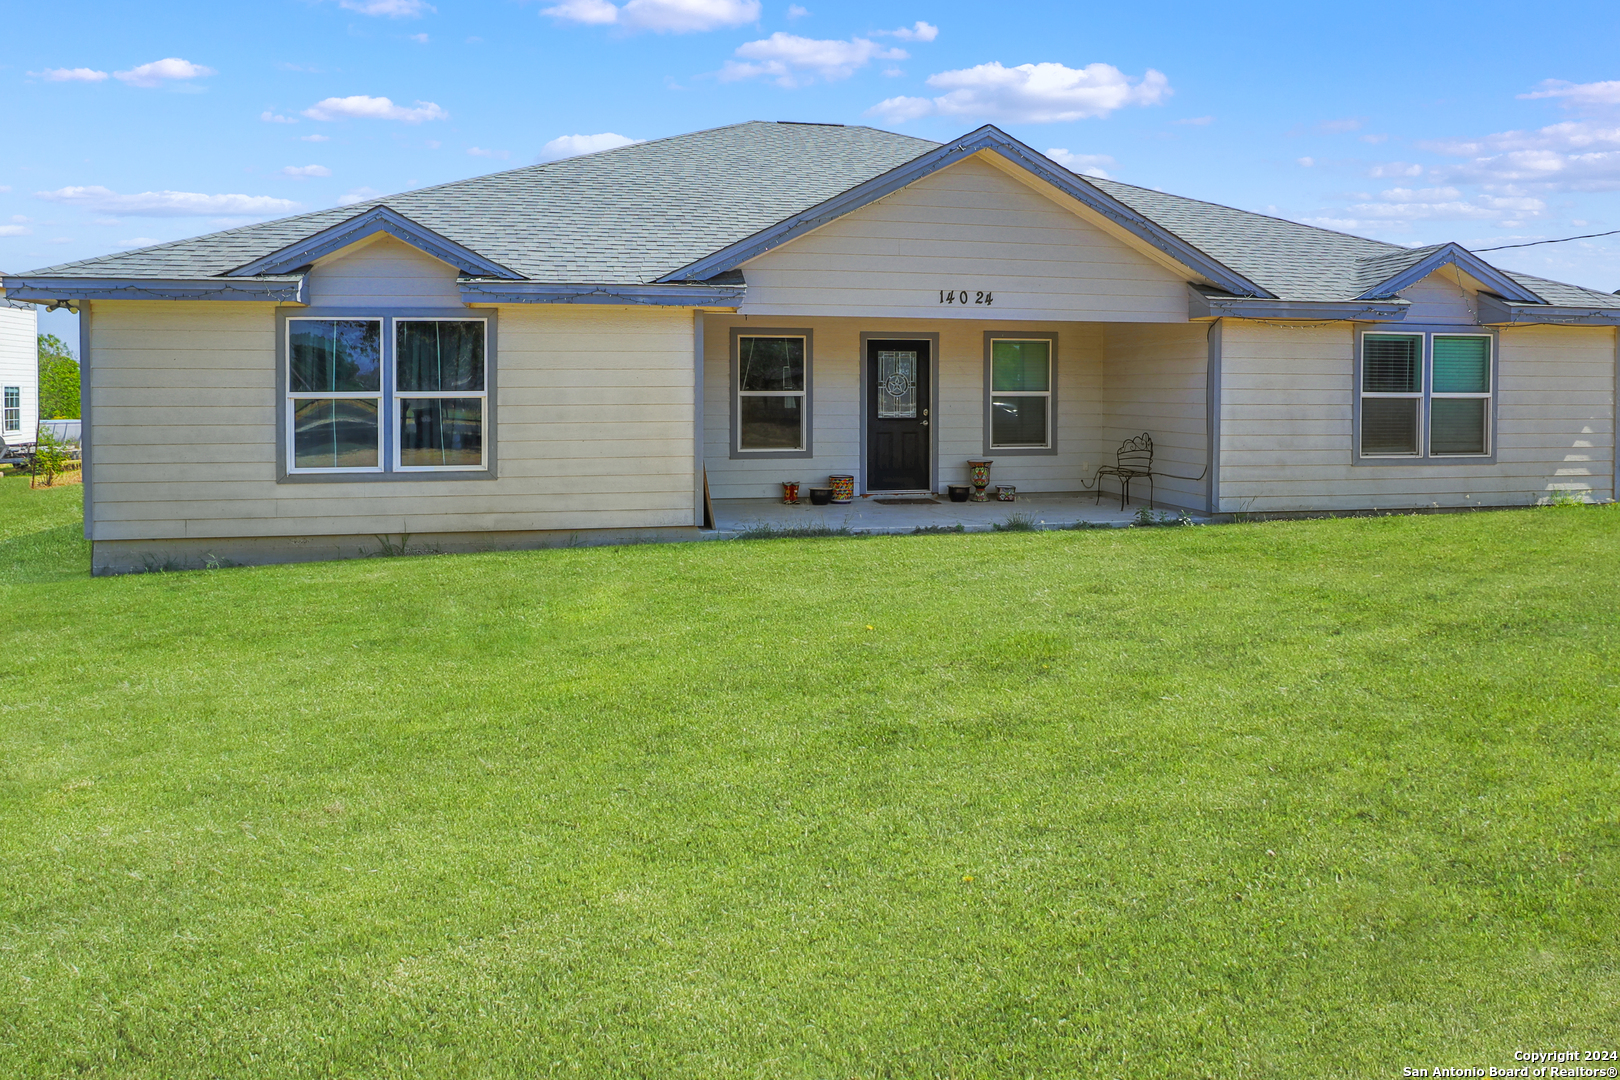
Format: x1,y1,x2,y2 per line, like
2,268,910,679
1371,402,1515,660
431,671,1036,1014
1205,318,1222,515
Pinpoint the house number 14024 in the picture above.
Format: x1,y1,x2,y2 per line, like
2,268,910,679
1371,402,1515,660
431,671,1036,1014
939,289,993,306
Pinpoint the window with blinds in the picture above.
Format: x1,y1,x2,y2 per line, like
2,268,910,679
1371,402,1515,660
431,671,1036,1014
1359,332,1491,460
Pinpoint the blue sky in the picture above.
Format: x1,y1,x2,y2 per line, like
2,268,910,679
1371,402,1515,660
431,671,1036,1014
6,0,1619,344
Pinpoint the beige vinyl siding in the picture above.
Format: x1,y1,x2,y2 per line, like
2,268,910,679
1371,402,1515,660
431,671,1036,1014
1098,324,1209,509
702,314,1110,499
1217,318,1616,512
304,233,463,307
87,296,699,541
738,153,1193,324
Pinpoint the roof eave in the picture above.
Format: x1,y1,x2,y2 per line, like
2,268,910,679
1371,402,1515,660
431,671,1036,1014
1476,291,1620,326
1,275,307,303
659,125,1272,299
1189,286,1408,321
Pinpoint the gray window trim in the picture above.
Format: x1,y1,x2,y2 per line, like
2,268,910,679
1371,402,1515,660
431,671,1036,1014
860,332,940,494
983,330,1059,456
1352,325,1498,466
729,327,813,460
275,306,499,483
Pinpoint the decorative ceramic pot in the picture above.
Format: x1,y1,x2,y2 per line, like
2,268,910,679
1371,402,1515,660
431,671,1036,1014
828,474,855,503
809,487,833,505
947,484,971,503
967,460,993,502
782,481,800,505
996,485,1016,502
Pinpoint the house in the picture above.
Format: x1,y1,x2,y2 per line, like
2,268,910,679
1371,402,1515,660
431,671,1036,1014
0,299,40,458
3,121,1618,575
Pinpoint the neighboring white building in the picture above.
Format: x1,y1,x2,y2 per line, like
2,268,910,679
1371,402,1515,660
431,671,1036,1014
2,122,1618,574
0,300,39,452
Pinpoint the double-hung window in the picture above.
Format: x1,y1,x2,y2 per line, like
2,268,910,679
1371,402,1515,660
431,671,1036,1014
987,337,1054,451
285,314,491,476
1358,331,1492,460
3,387,19,433
734,333,809,454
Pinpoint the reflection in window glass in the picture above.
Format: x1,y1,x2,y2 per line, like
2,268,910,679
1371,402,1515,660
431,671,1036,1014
740,395,803,450
292,398,379,469
988,339,1052,449
991,396,1047,447
398,321,484,392
399,398,484,467
737,336,807,452
290,320,381,393
739,337,804,392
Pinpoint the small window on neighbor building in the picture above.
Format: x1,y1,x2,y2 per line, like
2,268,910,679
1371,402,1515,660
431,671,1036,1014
3,387,20,433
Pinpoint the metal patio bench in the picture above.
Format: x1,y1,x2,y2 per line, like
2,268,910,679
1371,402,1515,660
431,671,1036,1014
1094,432,1154,511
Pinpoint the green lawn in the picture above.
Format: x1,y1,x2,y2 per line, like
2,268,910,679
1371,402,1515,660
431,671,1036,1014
2,478,1617,1078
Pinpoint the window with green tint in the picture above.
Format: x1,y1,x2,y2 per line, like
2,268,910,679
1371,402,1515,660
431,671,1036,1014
1432,336,1490,394
991,340,1050,392
988,339,1053,449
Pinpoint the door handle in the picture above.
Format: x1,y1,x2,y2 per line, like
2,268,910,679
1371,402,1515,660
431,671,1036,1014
920,419,929,426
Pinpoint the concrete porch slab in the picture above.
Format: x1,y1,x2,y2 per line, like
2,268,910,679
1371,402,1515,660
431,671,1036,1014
708,491,1198,536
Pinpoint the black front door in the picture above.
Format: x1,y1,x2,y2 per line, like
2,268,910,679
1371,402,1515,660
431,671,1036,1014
866,339,931,491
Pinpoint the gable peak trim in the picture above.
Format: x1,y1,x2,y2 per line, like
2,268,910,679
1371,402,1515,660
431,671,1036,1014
1354,241,1541,305
657,124,1272,299
224,204,523,280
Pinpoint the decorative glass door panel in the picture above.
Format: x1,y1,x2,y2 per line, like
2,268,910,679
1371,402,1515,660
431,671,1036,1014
867,339,931,491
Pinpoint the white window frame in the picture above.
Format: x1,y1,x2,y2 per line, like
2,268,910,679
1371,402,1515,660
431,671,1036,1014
986,335,1055,452
1429,332,1493,458
285,317,384,475
3,387,19,434
1356,329,1495,463
733,332,811,457
392,317,490,473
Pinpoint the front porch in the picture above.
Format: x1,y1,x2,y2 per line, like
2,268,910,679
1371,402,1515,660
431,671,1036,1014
707,490,1193,536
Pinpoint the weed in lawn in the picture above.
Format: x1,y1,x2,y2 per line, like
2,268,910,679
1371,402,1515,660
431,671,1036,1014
992,512,1036,531
912,523,966,534
732,522,856,540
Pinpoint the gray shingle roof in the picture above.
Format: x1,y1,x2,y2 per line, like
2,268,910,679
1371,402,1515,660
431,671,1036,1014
17,120,1620,311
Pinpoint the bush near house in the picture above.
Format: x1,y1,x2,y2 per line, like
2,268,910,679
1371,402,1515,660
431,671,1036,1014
0,483,1616,1078
37,332,81,420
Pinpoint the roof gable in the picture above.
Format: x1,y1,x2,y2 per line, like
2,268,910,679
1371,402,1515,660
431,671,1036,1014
656,125,1272,299
227,204,522,280
1352,242,1542,304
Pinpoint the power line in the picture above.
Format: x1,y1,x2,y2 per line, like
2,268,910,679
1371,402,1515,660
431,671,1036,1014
1473,229,1620,252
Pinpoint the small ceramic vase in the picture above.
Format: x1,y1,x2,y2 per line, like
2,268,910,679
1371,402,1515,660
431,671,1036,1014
782,481,800,505
829,474,855,503
967,460,993,502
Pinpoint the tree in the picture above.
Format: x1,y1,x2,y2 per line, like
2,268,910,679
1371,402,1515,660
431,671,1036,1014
37,333,80,420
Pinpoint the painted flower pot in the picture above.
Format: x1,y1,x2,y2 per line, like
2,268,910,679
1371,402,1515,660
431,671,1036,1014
967,459,993,502
947,484,971,502
996,485,1016,502
809,487,833,505
782,481,801,505
828,474,855,503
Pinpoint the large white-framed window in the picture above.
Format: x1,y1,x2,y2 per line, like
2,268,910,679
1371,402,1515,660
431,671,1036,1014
283,313,493,478
987,336,1054,451
394,318,488,471
3,387,19,433
733,332,811,456
286,318,383,473
1357,331,1493,461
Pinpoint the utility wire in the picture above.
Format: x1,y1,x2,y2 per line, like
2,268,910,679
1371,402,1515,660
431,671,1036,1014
1473,228,1620,252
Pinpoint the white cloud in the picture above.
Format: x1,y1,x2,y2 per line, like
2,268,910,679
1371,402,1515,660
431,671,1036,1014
262,110,299,123
1360,133,1388,144
301,134,331,142
786,3,808,16
0,225,31,237
467,146,510,159
1420,119,1620,193
113,58,216,88
34,186,301,218
282,164,333,177
538,132,641,160
11,215,32,223
543,0,761,32
867,61,1169,124
720,33,905,87
409,33,429,42
1519,79,1620,109
1044,148,1114,178
1319,117,1363,134
1297,156,1314,167
879,20,937,42
340,0,435,14
1369,161,1425,178
0,186,12,193
30,67,109,82
303,95,448,122
338,186,385,206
